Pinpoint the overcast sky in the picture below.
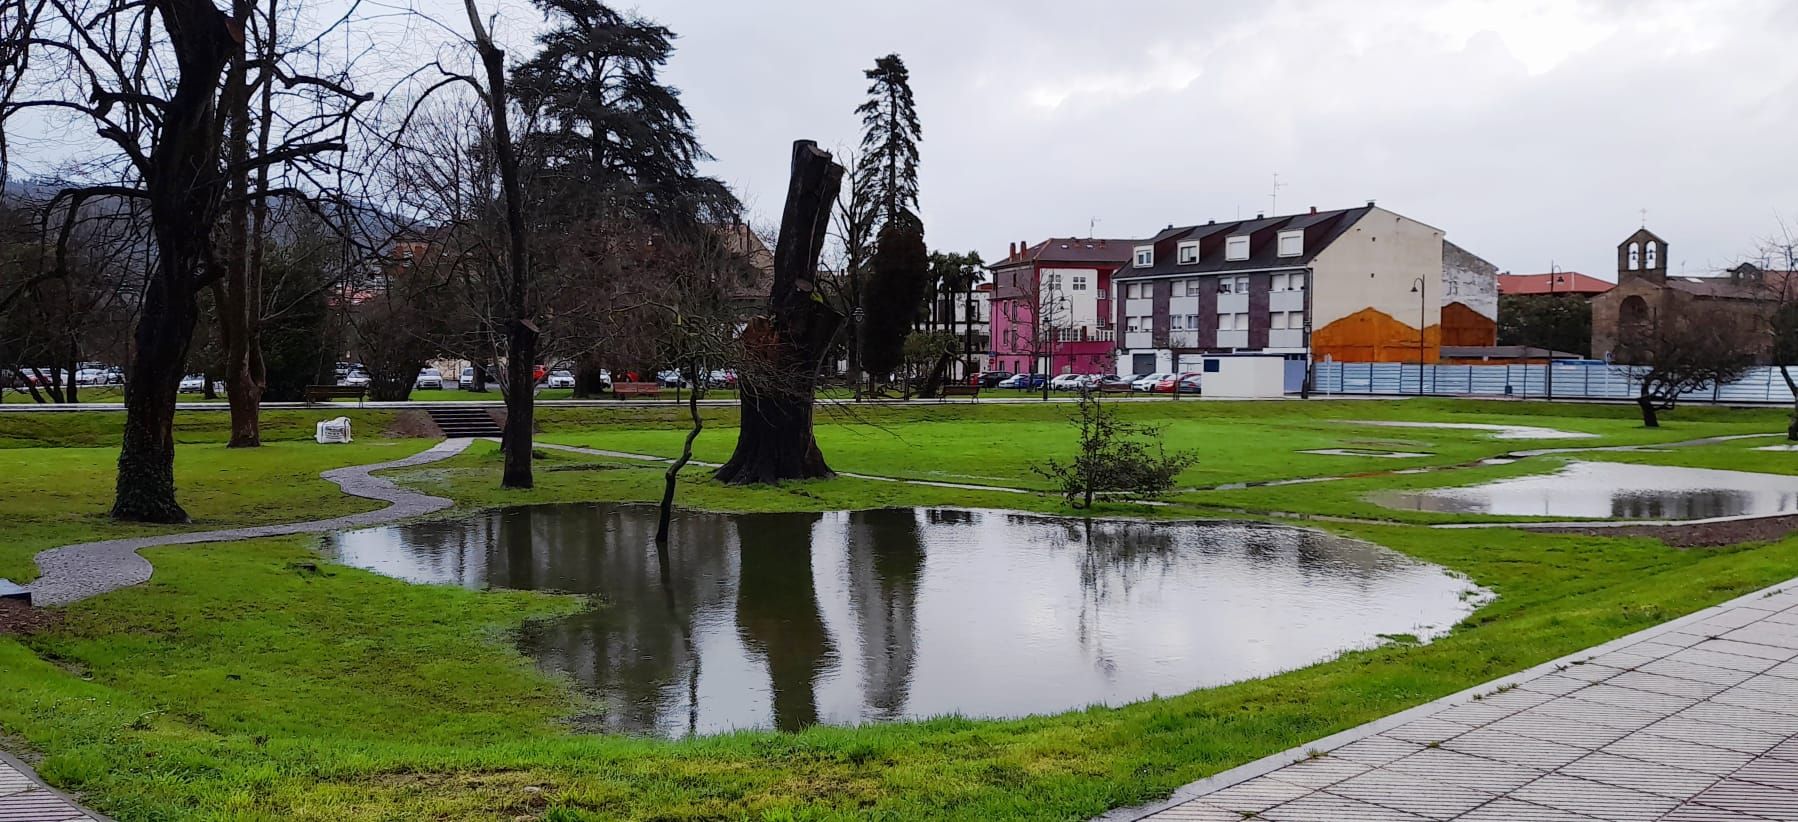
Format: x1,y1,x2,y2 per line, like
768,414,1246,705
599,0,1798,281
15,0,1798,280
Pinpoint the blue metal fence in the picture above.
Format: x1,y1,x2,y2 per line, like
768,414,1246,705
1313,362,1796,405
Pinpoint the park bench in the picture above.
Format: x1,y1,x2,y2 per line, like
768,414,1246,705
612,381,661,399
938,384,980,401
303,385,367,407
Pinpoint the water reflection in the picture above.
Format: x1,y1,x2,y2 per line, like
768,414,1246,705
1370,461,1798,520
325,505,1477,737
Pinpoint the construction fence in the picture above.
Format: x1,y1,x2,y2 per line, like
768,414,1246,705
1313,362,1797,405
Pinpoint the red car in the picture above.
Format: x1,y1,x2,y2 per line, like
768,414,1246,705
1151,372,1203,394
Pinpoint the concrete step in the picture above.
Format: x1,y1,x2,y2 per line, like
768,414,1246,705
420,406,502,438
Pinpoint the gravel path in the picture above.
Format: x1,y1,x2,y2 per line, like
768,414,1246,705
27,438,471,607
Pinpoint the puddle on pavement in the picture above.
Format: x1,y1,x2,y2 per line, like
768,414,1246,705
1370,461,1798,520
325,505,1479,737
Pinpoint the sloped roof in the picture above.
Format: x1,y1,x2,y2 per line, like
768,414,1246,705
1499,272,1614,296
1113,205,1375,279
994,237,1137,268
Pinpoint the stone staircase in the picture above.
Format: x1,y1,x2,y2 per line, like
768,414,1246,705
422,406,502,439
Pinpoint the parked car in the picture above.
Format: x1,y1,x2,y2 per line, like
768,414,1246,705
705,369,738,388
338,368,371,388
976,371,1014,388
1151,372,1203,394
1048,373,1091,391
178,374,206,393
1092,374,1134,392
74,366,122,386
545,369,576,389
656,369,688,388
414,367,444,390
1132,373,1173,391
998,373,1047,389
459,367,501,391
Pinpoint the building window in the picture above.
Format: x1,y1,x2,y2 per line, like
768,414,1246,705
1645,242,1658,269
1217,312,1235,331
1185,314,1199,329
1171,315,1185,330
1218,275,1250,295
1045,273,1062,290
1177,241,1199,265
1235,312,1248,330
1277,230,1304,258
1134,246,1154,268
1072,275,1088,291
1184,279,1204,297
1628,242,1640,271
1225,235,1250,261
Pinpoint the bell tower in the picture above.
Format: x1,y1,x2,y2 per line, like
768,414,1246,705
1618,227,1668,285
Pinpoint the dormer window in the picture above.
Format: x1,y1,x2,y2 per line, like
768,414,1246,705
1277,230,1304,258
1176,241,1200,265
1225,235,1250,261
1133,246,1154,268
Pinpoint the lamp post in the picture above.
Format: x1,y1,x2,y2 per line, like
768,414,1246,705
1409,277,1426,396
852,306,866,402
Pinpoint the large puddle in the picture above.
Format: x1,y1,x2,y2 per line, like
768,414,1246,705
1371,461,1798,520
324,505,1478,737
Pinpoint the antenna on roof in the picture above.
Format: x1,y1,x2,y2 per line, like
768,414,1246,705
1270,172,1287,215
1089,217,1100,238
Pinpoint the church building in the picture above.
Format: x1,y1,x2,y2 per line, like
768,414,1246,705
1590,227,1787,364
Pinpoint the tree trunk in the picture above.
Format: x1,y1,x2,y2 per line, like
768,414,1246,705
218,2,263,448
1783,365,1798,441
112,0,237,522
114,275,201,522
715,141,845,485
573,358,607,398
502,323,538,489
1637,392,1660,428
465,0,536,490
657,365,704,542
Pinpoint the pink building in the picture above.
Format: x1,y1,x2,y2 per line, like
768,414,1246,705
988,237,1136,376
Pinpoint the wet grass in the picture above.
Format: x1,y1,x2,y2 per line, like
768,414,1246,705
0,400,1792,819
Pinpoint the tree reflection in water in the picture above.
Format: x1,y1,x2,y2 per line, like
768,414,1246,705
734,512,835,731
326,504,1477,737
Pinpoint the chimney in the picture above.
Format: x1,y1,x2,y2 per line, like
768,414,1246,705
1366,199,1376,207
1309,206,1317,214
1008,242,1016,258
1256,212,1264,220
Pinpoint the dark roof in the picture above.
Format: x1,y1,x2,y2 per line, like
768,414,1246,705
1112,206,1375,279
992,237,1137,268
1666,277,1782,300
1499,272,1614,296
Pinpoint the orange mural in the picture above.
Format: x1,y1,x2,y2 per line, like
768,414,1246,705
1440,301,1497,347
1312,307,1440,363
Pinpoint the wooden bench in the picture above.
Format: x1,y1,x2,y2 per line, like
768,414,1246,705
612,381,661,399
303,385,367,406
938,384,980,401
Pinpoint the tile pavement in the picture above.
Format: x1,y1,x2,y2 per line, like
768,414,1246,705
1117,581,1798,822
0,751,103,821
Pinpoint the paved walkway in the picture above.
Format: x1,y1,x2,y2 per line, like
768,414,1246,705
26,439,471,606
1111,579,1798,822
0,749,106,821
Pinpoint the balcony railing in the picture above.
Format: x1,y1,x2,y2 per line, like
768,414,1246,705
1053,327,1116,343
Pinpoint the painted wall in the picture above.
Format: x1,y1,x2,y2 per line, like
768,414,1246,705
1309,207,1446,362
1441,241,1498,346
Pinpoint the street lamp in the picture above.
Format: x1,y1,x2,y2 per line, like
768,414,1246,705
852,306,866,402
1409,277,1426,396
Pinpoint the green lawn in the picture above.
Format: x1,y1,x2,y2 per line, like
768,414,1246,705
0,400,1793,820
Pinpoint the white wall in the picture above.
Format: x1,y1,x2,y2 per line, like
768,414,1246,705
1042,267,1103,329
1309,206,1444,329
1203,356,1288,398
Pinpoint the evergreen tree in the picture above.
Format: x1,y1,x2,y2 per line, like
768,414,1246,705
512,0,738,227
853,53,921,227
860,212,929,379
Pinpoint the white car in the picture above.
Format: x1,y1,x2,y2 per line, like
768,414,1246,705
338,369,371,388
178,374,206,393
1048,373,1091,391
414,367,443,390
1132,372,1173,391
545,370,575,388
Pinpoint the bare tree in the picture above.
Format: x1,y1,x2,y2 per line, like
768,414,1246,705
4,0,366,520
1756,221,1798,439
1618,302,1757,428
